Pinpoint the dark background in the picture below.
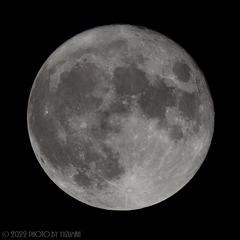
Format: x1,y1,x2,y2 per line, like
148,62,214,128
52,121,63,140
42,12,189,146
2,2,235,239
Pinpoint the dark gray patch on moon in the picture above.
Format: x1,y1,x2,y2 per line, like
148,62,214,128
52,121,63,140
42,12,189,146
172,61,191,83
113,63,148,95
56,62,104,112
168,125,184,141
138,78,176,120
178,90,201,133
28,60,127,192
73,142,124,190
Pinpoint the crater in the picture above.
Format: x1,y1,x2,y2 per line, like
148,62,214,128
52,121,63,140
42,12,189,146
40,156,45,164
172,61,191,83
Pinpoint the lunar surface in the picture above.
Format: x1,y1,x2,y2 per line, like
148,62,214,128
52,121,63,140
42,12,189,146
27,24,214,210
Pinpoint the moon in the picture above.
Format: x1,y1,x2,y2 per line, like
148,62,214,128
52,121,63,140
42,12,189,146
27,24,214,210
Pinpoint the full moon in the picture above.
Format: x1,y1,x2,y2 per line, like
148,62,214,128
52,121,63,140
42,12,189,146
27,24,214,210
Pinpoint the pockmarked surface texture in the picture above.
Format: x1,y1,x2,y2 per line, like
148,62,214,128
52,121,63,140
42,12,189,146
27,25,214,210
